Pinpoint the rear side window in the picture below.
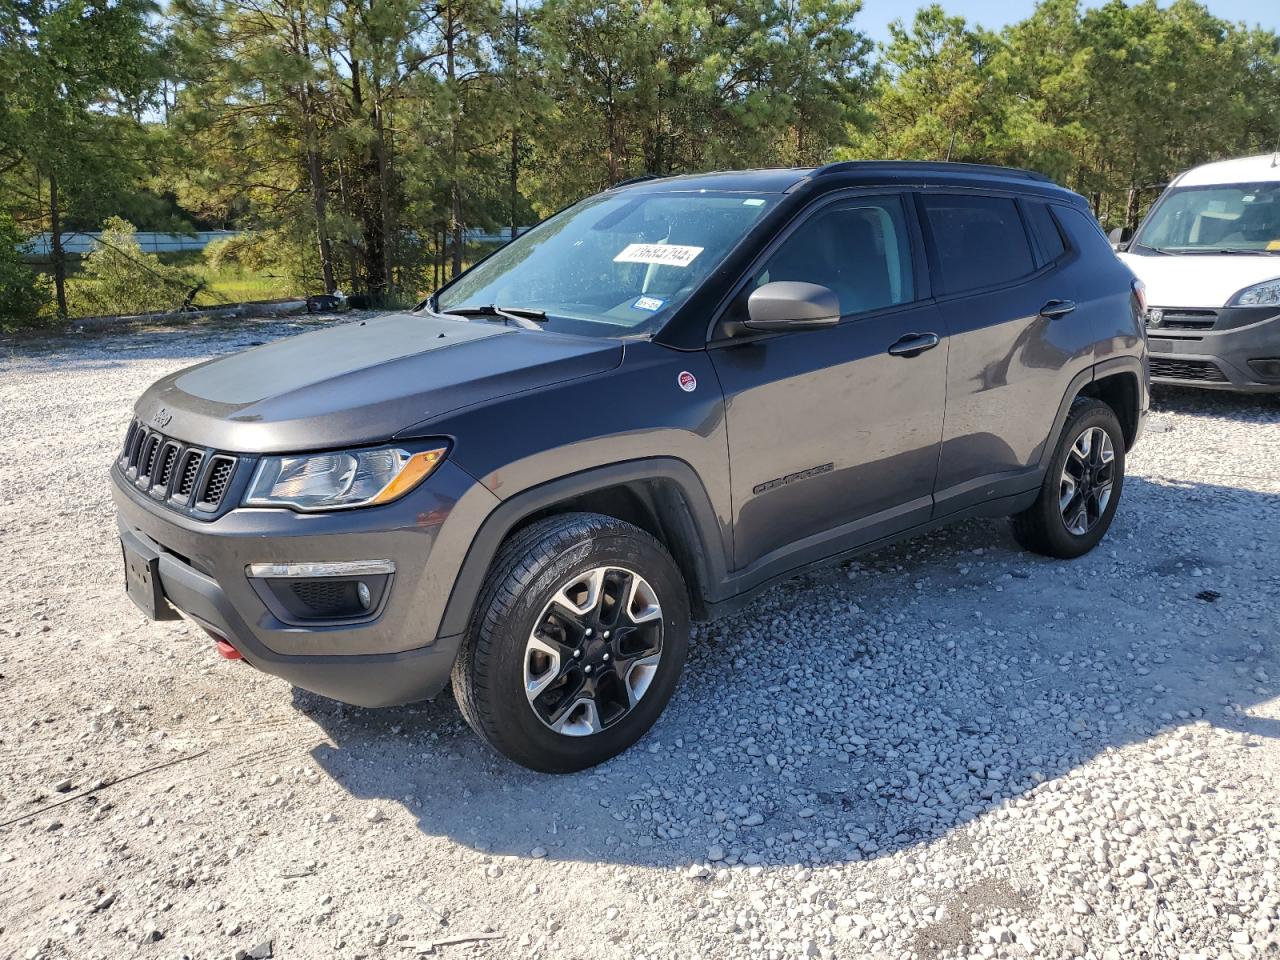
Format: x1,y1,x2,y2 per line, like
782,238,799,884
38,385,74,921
754,195,914,317
920,194,1035,295
1054,204,1113,251
1025,201,1068,263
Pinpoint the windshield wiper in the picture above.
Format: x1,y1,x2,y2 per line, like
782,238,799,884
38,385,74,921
440,304,548,330
1158,247,1279,256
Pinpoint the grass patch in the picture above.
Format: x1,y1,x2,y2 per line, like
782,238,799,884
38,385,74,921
158,252,297,305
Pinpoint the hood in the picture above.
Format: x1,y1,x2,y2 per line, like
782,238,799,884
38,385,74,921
135,312,623,453
1118,251,1280,309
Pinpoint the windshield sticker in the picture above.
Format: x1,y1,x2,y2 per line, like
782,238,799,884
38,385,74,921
743,198,766,206
614,243,704,268
632,296,665,312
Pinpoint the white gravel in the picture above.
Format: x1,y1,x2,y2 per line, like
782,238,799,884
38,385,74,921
1,318,1279,960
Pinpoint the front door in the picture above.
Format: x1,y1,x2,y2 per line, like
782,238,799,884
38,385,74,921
709,194,948,573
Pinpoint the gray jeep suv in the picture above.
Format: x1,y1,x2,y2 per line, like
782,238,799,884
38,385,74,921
113,162,1149,771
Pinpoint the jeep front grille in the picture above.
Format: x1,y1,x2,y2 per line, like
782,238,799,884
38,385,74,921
118,419,237,514
199,456,236,509
175,450,204,499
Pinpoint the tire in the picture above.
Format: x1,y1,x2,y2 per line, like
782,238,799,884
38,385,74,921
451,512,690,773
1011,397,1126,559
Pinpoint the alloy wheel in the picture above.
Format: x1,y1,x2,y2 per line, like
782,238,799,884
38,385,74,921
1059,425,1115,536
523,566,664,736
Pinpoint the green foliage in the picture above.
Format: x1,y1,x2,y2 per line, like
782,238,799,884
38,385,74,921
525,0,873,213
5,0,1280,309
69,218,195,317
0,0,166,316
844,0,1280,228
0,217,53,331
204,234,273,274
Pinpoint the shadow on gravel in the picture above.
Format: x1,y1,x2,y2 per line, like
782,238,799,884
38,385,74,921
302,474,1279,870
1152,384,1280,421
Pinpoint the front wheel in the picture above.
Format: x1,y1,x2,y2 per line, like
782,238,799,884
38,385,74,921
1011,397,1126,559
451,513,689,772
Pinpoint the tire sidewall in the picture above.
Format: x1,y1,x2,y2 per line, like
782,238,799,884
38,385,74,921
1043,404,1126,556
479,527,689,773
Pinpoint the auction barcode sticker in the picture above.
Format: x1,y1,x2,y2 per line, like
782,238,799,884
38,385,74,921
614,243,704,268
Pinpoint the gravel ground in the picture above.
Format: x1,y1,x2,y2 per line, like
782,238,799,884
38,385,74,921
1,317,1279,960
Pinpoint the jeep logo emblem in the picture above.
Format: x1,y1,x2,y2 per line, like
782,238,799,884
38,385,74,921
152,408,173,428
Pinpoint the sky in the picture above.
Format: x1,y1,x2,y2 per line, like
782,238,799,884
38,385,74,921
856,0,1280,43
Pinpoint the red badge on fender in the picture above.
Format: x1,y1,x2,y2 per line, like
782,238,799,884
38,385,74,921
677,371,697,392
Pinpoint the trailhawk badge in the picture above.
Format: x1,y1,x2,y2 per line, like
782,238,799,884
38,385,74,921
677,371,697,393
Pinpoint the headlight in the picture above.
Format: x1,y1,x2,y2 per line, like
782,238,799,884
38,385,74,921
244,445,447,511
1228,277,1280,307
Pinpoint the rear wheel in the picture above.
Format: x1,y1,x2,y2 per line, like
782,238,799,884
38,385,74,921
451,513,689,772
1011,397,1125,559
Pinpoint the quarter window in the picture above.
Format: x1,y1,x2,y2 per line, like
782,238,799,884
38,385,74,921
921,194,1036,295
753,196,915,317
1025,201,1068,263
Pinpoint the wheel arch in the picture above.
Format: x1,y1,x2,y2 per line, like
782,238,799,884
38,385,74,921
1077,363,1142,450
436,459,729,639
1038,356,1145,473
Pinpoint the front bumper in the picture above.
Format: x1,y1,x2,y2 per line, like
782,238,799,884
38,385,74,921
112,460,499,707
1147,304,1280,393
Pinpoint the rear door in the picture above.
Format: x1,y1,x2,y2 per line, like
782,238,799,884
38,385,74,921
709,193,948,572
919,191,1097,515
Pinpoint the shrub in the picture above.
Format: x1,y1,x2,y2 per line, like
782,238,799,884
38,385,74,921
0,217,53,332
70,217,196,317
204,232,268,272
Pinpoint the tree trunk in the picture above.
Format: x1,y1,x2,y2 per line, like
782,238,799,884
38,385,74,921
1125,184,1140,233
510,129,519,241
48,171,67,320
606,73,620,184
510,0,520,241
446,2,463,277
305,143,335,294
372,94,395,298
297,15,335,294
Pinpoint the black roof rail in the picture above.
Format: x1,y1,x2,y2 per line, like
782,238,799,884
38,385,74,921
609,173,665,189
813,160,1052,183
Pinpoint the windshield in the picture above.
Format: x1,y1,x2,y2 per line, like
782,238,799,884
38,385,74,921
432,191,780,336
1133,182,1280,254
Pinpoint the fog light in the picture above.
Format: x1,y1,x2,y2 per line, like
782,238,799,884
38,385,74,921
357,581,372,610
1247,359,1280,381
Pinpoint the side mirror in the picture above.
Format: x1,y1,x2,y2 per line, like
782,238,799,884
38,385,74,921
1108,226,1133,251
742,281,841,332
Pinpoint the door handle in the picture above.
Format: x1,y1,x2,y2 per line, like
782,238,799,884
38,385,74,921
1040,299,1076,319
887,332,940,358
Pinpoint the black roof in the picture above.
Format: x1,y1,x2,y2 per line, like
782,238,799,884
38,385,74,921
616,161,1081,202
615,168,818,193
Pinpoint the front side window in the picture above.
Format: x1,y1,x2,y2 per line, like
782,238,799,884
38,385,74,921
433,192,780,337
1132,182,1280,254
921,194,1036,295
752,196,915,317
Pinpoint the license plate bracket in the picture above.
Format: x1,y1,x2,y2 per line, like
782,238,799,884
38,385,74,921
122,537,180,621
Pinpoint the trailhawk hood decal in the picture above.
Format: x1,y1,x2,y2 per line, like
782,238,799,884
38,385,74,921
135,313,623,453
1118,251,1280,309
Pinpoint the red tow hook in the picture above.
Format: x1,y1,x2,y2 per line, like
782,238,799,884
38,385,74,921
213,638,243,660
